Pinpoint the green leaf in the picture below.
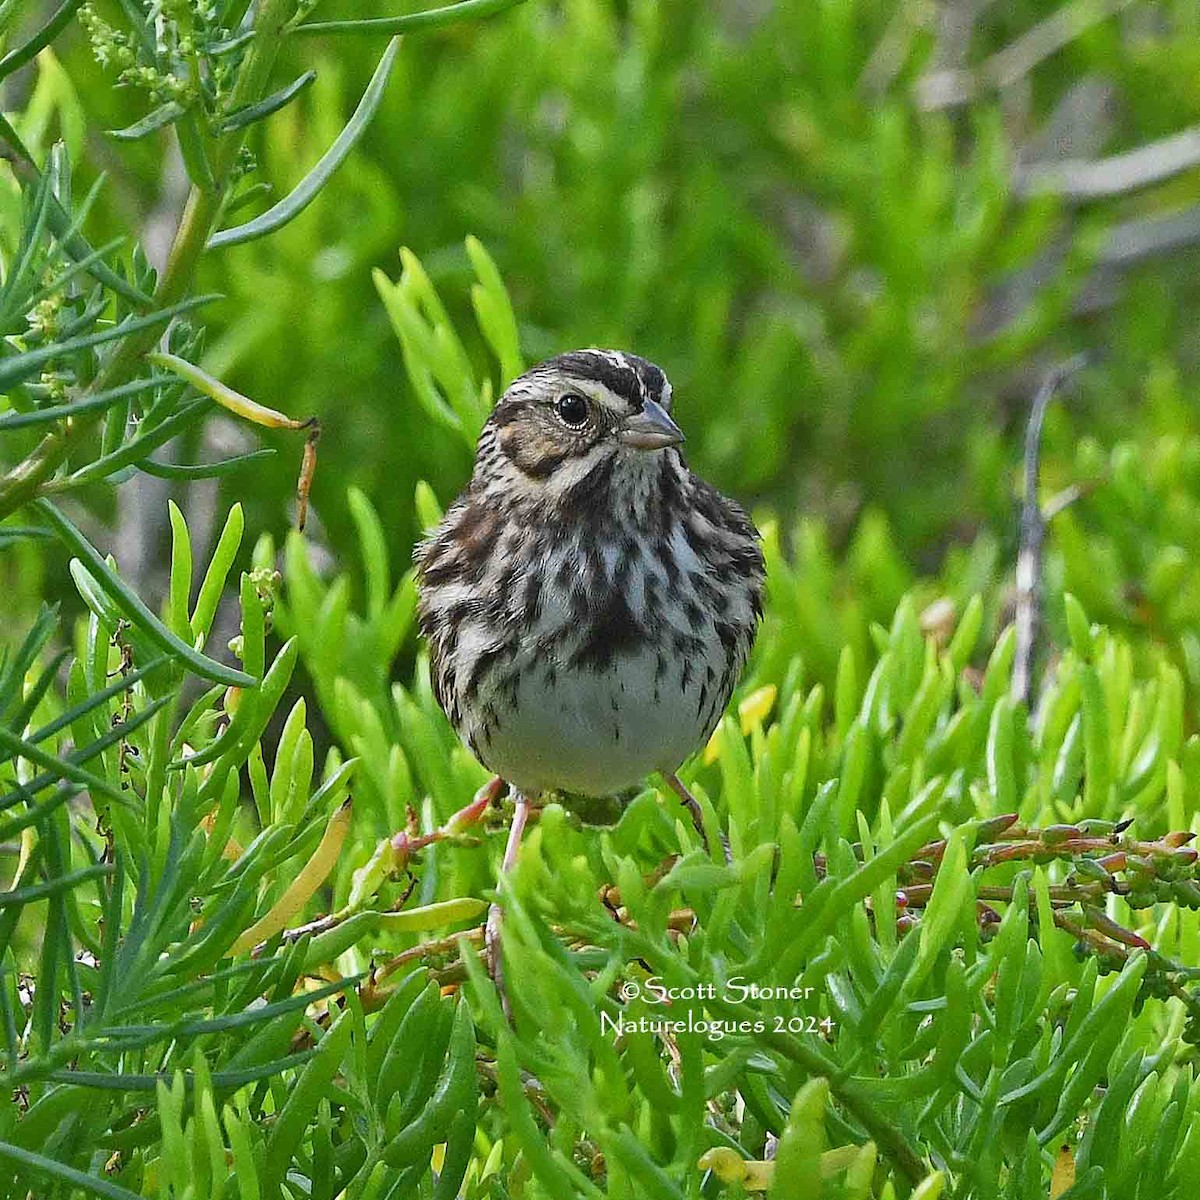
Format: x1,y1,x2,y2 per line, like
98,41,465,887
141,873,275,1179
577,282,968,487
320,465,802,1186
1080,664,1112,813
106,101,187,141
207,38,402,249
136,448,276,479
948,596,984,669
0,375,171,432
224,1107,261,1200
835,645,859,739
99,972,367,1044
348,486,390,620
0,723,128,810
1064,593,1094,660
35,499,255,687
264,1008,353,1186
293,0,528,36
217,70,316,133
46,1051,315,1091
0,647,68,740
0,694,170,811
908,827,974,994
0,295,216,392
771,1078,827,1200
167,500,193,643
0,1140,143,1200
764,811,939,982
180,637,298,775
466,234,523,384
0,864,112,907
190,504,245,642
383,997,476,1168
22,234,127,311
986,697,1018,814
375,273,465,435
6,142,150,305
0,603,58,717
62,398,209,487
0,526,52,546
0,0,85,83
496,1030,604,1198
414,480,444,531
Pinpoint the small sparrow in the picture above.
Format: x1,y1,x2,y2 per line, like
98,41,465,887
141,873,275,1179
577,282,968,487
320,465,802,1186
414,350,764,972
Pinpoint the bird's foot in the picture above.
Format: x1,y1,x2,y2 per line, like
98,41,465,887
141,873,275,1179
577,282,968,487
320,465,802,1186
664,772,732,865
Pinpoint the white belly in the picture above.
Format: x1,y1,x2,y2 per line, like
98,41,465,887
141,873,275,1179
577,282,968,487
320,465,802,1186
469,638,722,798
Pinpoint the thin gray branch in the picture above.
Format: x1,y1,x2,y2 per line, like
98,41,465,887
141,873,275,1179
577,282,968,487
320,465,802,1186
1099,206,1200,268
1013,125,1200,200
917,0,1132,110
1011,354,1088,706
1042,477,1103,521
860,0,934,95
987,0,1132,91
973,205,1200,341
1019,79,1114,166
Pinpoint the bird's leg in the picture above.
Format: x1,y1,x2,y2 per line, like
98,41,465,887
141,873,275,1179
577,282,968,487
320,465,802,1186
664,772,732,866
485,787,533,1003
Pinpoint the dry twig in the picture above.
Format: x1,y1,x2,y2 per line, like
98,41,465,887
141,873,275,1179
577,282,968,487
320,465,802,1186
1011,355,1088,706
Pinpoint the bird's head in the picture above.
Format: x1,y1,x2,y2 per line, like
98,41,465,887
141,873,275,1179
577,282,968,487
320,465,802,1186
476,350,684,504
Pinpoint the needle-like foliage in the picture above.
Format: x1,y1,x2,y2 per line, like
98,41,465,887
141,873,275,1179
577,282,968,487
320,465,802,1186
5,2,1200,1197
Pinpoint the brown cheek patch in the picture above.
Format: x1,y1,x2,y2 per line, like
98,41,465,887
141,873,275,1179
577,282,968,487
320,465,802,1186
499,419,588,479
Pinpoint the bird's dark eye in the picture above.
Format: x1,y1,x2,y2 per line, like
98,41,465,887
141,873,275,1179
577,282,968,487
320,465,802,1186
555,393,589,426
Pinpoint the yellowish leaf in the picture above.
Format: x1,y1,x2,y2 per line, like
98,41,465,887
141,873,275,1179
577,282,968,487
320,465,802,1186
148,351,313,431
377,896,490,932
739,685,777,733
703,685,778,765
1050,1143,1075,1198
231,799,353,955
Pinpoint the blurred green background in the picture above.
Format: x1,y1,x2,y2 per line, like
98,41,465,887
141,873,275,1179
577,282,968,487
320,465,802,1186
5,0,1200,663
6,5,1200,1193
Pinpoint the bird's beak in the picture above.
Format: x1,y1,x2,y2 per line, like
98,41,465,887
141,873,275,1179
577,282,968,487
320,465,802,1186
617,399,685,450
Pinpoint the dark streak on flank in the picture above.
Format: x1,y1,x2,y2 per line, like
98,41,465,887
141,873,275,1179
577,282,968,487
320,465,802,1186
463,642,505,704
521,572,544,625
